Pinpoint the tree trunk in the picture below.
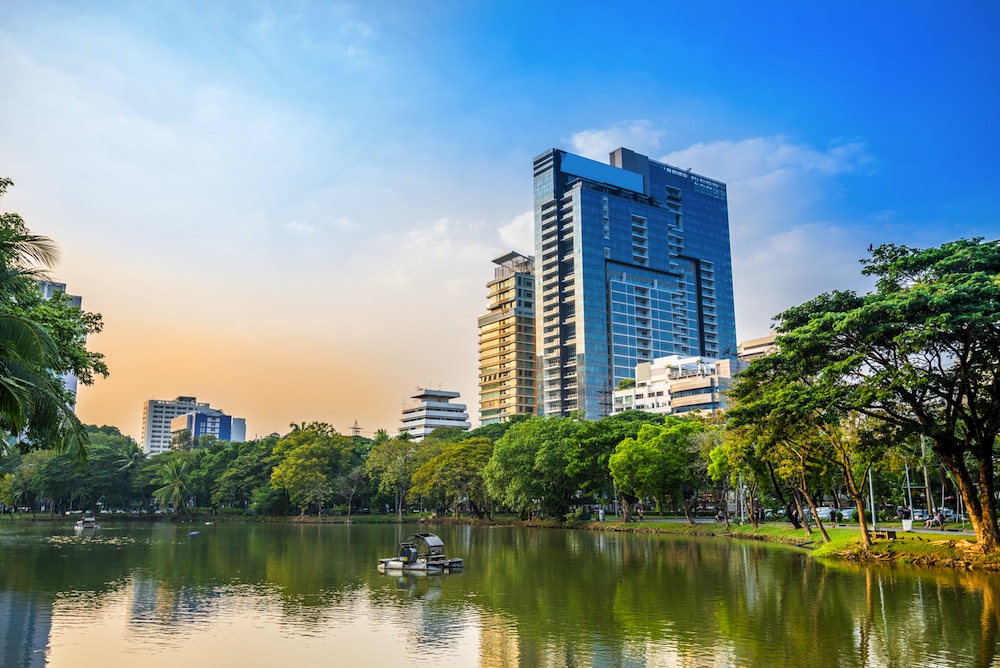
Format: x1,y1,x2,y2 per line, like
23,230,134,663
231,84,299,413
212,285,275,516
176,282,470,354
620,492,638,523
799,482,831,543
938,445,1000,553
768,462,801,529
793,491,811,536
681,498,696,527
831,441,871,549
843,461,872,549
740,485,759,529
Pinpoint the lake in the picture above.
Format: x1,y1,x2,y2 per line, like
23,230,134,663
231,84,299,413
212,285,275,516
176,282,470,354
0,521,997,667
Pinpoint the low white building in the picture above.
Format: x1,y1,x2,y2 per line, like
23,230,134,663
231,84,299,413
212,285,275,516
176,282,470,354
612,355,737,417
399,389,471,441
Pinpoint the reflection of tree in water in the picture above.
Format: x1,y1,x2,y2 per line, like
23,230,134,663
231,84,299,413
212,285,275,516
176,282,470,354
454,529,1000,667
3,524,1000,666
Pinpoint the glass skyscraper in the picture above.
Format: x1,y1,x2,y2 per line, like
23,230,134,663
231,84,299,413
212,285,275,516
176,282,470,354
533,147,737,418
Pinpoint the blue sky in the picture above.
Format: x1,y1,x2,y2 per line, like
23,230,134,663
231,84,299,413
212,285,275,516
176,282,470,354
1,1,997,438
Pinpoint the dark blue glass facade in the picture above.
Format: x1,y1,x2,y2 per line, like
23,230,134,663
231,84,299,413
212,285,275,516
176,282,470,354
533,148,737,419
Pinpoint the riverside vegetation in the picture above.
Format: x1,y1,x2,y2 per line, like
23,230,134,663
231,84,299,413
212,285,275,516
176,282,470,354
1,178,999,569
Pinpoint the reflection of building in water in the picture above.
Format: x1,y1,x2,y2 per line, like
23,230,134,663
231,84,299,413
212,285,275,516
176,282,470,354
478,611,636,668
128,576,221,628
0,592,51,668
479,612,519,667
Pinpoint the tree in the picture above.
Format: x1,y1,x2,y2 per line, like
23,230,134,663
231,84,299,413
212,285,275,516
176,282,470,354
768,239,1000,552
609,417,701,523
566,411,664,504
0,178,107,455
171,429,193,451
211,437,278,509
365,433,419,519
270,422,352,516
332,465,367,519
151,458,193,516
411,437,493,518
483,416,583,519
726,341,884,545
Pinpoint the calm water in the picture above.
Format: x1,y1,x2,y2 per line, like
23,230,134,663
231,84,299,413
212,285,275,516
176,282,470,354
0,521,997,667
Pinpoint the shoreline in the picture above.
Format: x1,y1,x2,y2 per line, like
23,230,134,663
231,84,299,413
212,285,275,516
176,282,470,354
7,512,1000,571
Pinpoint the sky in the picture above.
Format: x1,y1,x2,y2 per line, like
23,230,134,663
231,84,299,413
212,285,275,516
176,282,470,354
1,1,997,440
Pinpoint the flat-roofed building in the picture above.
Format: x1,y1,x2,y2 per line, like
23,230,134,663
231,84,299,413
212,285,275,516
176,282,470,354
478,251,537,425
170,408,246,445
533,147,737,419
612,354,736,417
142,396,243,454
399,389,470,441
738,332,778,364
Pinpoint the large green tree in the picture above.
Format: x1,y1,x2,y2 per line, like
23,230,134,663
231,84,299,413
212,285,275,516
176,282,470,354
365,432,420,519
211,437,278,510
768,239,1000,552
566,411,664,503
483,416,583,519
270,422,353,516
411,436,493,518
609,417,702,523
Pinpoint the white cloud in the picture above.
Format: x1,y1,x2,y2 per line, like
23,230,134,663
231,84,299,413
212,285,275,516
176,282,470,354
497,210,533,254
732,223,874,335
657,136,877,339
570,121,667,161
286,221,315,234
662,136,872,183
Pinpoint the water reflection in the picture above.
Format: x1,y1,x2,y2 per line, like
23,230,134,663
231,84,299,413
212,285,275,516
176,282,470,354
0,522,996,667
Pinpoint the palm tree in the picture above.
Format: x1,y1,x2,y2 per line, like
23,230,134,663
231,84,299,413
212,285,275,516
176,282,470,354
0,178,88,455
0,313,87,455
116,442,145,473
152,459,193,516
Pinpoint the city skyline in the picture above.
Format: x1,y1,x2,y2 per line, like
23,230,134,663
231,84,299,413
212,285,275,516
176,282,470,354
1,2,996,439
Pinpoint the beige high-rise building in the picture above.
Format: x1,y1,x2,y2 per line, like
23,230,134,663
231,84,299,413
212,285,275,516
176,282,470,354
477,252,537,425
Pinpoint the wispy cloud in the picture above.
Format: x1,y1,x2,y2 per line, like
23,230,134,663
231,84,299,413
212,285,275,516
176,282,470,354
286,221,316,234
570,121,667,161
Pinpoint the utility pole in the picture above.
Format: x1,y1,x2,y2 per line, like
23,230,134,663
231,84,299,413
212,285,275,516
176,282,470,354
868,468,878,531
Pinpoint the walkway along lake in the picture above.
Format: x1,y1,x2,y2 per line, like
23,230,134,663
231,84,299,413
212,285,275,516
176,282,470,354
0,521,997,667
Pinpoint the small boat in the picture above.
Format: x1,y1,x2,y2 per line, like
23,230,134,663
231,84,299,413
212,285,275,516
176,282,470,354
377,533,464,573
74,517,99,530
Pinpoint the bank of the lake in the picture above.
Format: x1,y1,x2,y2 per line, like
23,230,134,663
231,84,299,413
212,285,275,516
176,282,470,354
8,511,1000,571
415,514,1000,572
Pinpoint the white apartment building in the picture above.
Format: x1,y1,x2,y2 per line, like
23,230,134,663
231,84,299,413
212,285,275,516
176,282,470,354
612,355,737,417
141,396,205,455
399,389,471,441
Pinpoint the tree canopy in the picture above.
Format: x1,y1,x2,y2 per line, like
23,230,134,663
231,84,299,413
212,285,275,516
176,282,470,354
0,178,107,455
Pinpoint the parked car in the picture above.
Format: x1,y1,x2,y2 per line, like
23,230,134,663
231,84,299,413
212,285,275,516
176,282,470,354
840,508,857,521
